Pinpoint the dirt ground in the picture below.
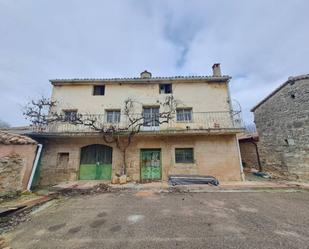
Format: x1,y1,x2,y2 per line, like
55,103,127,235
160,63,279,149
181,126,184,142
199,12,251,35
4,191,309,249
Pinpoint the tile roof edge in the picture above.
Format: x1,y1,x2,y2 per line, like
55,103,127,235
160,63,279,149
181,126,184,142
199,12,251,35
49,75,231,83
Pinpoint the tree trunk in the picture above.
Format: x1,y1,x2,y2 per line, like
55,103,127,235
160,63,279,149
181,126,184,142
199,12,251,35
122,148,127,175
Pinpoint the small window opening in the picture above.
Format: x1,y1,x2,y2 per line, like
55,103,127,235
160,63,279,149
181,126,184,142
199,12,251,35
159,84,172,94
93,85,105,95
63,110,77,121
284,138,295,146
57,153,69,168
291,94,295,99
175,148,194,163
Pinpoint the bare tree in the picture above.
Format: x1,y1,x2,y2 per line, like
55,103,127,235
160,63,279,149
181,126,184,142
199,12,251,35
24,96,177,176
23,97,57,127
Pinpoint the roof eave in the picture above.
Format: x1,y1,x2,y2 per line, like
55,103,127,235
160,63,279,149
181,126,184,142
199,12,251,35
49,76,231,85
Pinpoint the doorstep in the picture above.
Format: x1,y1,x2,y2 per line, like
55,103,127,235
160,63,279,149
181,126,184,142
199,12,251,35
49,180,308,193
50,180,111,191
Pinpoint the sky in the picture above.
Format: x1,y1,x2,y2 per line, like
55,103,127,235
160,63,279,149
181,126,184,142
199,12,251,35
0,0,309,127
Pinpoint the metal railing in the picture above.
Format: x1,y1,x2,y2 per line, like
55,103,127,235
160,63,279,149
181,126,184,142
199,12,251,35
32,111,243,133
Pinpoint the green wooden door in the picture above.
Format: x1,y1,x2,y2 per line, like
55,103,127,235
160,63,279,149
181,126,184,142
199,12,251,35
141,149,161,182
79,144,112,180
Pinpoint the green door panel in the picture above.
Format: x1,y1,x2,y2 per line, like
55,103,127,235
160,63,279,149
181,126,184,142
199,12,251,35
79,164,112,180
79,144,112,180
80,164,97,180
141,149,161,181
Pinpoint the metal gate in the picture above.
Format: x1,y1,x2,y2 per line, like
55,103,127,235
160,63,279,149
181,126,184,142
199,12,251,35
140,149,161,182
79,144,112,180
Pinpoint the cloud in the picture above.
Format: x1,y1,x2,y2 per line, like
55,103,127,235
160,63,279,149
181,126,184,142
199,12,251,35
0,0,308,126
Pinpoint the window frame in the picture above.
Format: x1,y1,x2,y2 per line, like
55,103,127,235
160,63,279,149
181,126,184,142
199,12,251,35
159,83,172,94
105,109,121,124
175,148,194,163
57,152,69,168
93,85,105,96
176,108,193,122
143,106,160,127
63,109,78,122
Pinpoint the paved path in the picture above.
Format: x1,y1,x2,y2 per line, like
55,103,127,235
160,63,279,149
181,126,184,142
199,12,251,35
6,191,309,249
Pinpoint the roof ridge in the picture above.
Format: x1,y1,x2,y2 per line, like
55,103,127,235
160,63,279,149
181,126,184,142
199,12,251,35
50,75,231,83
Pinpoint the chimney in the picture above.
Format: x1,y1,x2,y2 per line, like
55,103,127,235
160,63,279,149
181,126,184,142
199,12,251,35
212,63,221,77
140,70,152,79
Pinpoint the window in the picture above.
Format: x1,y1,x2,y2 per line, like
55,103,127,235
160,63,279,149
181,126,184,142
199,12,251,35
93,85,105,95
106,110,120,123
159,84,172,94
57,153,69,168
143,107,159,126
175,148,194,163
284,138,295,146
63,110,77,121
176,108,192,122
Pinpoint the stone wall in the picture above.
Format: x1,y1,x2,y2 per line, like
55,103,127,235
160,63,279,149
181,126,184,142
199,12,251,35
239,141,260,170
0,154,23,196
253,78,309,179
0,144,37,196
38,134,241,186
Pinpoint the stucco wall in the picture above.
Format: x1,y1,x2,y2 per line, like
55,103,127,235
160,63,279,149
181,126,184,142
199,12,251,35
253,78,309,179
50,82,230,114
38,134,241,186
0,144,37,195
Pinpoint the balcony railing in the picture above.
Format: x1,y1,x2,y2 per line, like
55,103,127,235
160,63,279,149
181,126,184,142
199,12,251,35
32,111,243,133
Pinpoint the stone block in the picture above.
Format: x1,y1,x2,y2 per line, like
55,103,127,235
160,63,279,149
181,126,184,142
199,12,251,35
119,175,127,184
111,176,119,184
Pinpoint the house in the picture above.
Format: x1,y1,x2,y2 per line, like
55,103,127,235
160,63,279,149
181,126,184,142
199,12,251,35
28,64,244,185
0,131,38,196
251,74,309,179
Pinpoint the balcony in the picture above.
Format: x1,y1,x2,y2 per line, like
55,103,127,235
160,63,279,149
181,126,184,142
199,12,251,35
31,111,243,135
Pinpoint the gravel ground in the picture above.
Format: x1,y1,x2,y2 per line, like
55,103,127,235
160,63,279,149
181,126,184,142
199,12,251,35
4,191,309,249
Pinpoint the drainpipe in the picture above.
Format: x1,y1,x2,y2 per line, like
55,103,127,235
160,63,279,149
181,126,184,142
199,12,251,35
235,136,245,181
27,144,43,191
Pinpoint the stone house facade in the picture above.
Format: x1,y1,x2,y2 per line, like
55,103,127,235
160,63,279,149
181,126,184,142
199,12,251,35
0,131,37,196
251,74,309,179
29,64,244,185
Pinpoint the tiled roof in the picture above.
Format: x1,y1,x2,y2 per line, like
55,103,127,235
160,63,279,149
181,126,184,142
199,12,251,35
50,75,231,84
251,74,309,112
0,131,37,145
238,133,259,141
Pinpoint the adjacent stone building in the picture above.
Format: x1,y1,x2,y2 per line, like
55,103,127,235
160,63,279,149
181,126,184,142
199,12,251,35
251,74,309,179
0,131,37,196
